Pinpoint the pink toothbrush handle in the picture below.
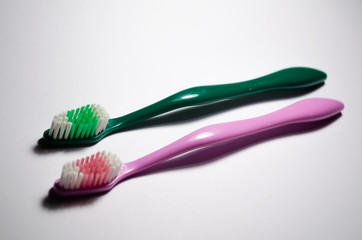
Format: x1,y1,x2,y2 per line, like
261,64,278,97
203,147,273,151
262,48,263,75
125,98,344,175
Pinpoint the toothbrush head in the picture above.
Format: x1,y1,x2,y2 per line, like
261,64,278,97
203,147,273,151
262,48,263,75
42,104,110,146
52,151,123,196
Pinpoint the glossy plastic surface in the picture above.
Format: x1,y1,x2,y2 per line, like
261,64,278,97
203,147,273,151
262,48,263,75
43,67,326,146
52,98,344,196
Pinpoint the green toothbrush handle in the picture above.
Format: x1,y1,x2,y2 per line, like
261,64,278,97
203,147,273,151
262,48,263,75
108,67,326,132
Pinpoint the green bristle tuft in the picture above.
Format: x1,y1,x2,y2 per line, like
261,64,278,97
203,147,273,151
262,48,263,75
49,104,110,140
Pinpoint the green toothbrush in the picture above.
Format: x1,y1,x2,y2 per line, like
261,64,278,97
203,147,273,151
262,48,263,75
42,67,326,146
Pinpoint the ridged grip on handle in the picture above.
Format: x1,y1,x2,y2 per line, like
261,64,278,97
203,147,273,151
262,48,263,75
126,98,343,175
109,67,326,131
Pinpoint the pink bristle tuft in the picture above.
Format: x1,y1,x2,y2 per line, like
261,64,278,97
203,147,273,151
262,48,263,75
59,151,122,190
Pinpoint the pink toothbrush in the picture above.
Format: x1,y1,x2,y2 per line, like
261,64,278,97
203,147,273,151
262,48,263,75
52,98,344,197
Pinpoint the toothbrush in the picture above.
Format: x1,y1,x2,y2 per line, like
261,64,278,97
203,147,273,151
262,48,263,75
52,98,343,197
43,67,326,146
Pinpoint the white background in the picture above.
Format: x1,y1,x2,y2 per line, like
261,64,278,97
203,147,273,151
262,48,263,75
1,0,361,239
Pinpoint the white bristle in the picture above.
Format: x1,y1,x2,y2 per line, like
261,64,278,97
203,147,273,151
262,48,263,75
64,122,72,139
64,174,71,190
52,120,61,139
58,122,67,139
94,106,110,135
49,119,56,136
59,167,67,187
70,172,77,189
75,172,83,189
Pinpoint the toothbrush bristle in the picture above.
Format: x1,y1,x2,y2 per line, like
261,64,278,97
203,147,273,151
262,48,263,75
48,104,110,140
59,151,122,190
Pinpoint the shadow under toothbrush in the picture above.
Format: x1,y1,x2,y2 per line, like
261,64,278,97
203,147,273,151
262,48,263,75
42,187,113,210
34,138,87,154
34,83,324,153
41,112,341,209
